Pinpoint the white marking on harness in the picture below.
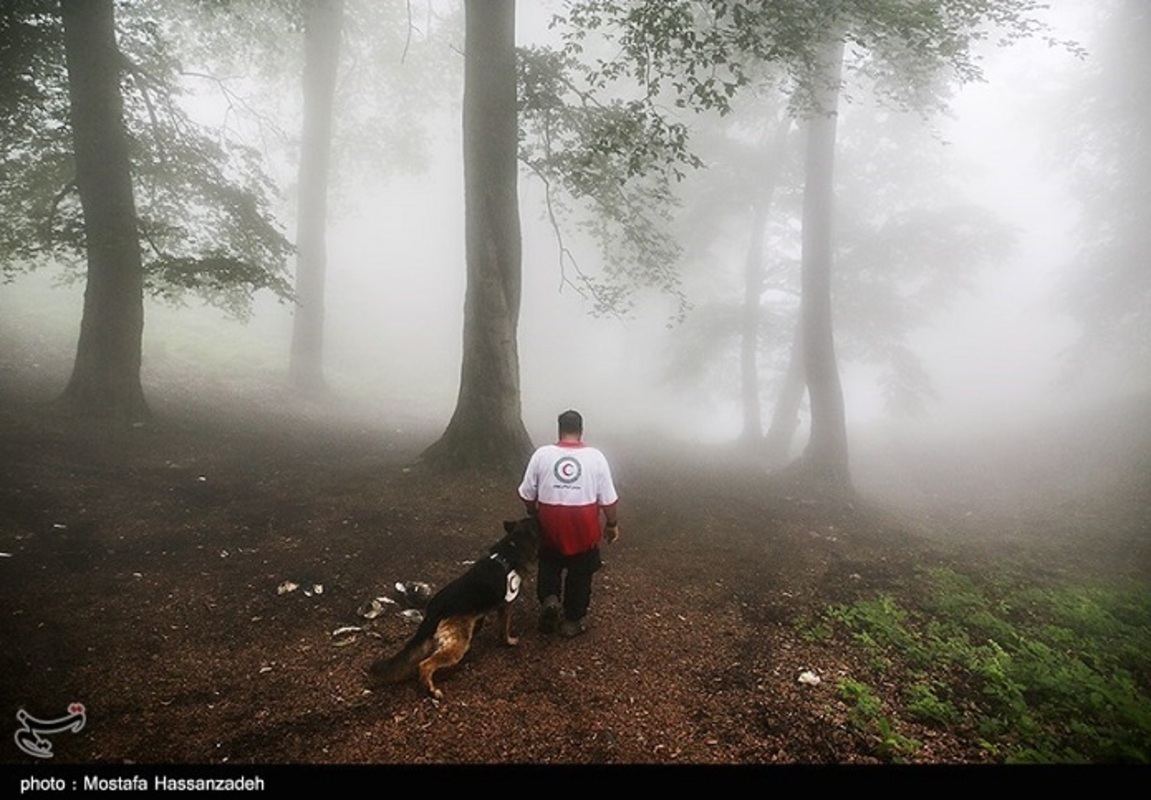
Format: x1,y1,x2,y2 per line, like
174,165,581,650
505,570,521,602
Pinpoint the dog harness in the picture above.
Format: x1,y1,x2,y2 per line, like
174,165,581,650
489,553,521,602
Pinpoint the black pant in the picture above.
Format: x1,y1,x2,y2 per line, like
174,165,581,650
536,546,602,622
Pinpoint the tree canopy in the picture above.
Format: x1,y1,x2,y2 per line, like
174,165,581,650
0,0,293,320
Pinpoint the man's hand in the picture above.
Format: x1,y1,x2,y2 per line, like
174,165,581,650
604,522,620,544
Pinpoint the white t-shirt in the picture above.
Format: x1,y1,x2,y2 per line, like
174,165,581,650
518,442,618,555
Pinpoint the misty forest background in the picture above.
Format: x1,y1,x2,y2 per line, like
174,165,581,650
1,0,1148,492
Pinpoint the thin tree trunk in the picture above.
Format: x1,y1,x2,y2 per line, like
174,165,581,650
422,0,532,474
739,113,792,448
289,0,343,396
56,0,149,425
796,36,851,492
763,316,806,467
739,192,768,446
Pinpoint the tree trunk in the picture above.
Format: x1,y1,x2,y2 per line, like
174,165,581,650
422,0,533,475
738,192,768,447
56,0,149,425
739,113,792,449
763,316,806,467
796,36,851,492
288,0,343,397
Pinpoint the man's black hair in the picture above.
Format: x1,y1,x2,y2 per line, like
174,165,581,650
558,409,583,435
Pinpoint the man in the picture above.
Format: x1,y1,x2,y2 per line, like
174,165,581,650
517,409,619,638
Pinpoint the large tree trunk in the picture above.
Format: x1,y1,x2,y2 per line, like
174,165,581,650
288,0,343,397
795,36,851,492
56,0,149,425
422,0,533,474
739,113,792,449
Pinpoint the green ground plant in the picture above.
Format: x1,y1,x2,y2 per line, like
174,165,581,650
836,678,922,761
816,567,1151,763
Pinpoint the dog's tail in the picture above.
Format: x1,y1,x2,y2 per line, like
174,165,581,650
367,634,435,686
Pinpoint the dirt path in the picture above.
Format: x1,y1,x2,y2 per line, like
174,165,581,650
0,389,1147,767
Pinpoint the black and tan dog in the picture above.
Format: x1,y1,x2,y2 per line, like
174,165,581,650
368,517,540,700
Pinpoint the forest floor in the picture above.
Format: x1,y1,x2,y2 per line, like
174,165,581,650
1,356,1149,773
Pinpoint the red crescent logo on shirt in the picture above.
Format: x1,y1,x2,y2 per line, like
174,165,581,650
553,456,582,484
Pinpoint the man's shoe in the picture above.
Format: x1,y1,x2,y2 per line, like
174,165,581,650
538,596,561,634
558,618,588,638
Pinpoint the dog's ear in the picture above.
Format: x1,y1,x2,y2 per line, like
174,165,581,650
503,520,516,534
519,518,539,551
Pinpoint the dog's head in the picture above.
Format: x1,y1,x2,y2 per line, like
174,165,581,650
492,516,540,569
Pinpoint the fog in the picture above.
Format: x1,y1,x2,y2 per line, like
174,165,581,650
0,0,1141,462
904,23,1082,437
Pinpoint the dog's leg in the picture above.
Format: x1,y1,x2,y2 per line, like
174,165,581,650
499,602,518,646
417,658,447,701
418,617,478,700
